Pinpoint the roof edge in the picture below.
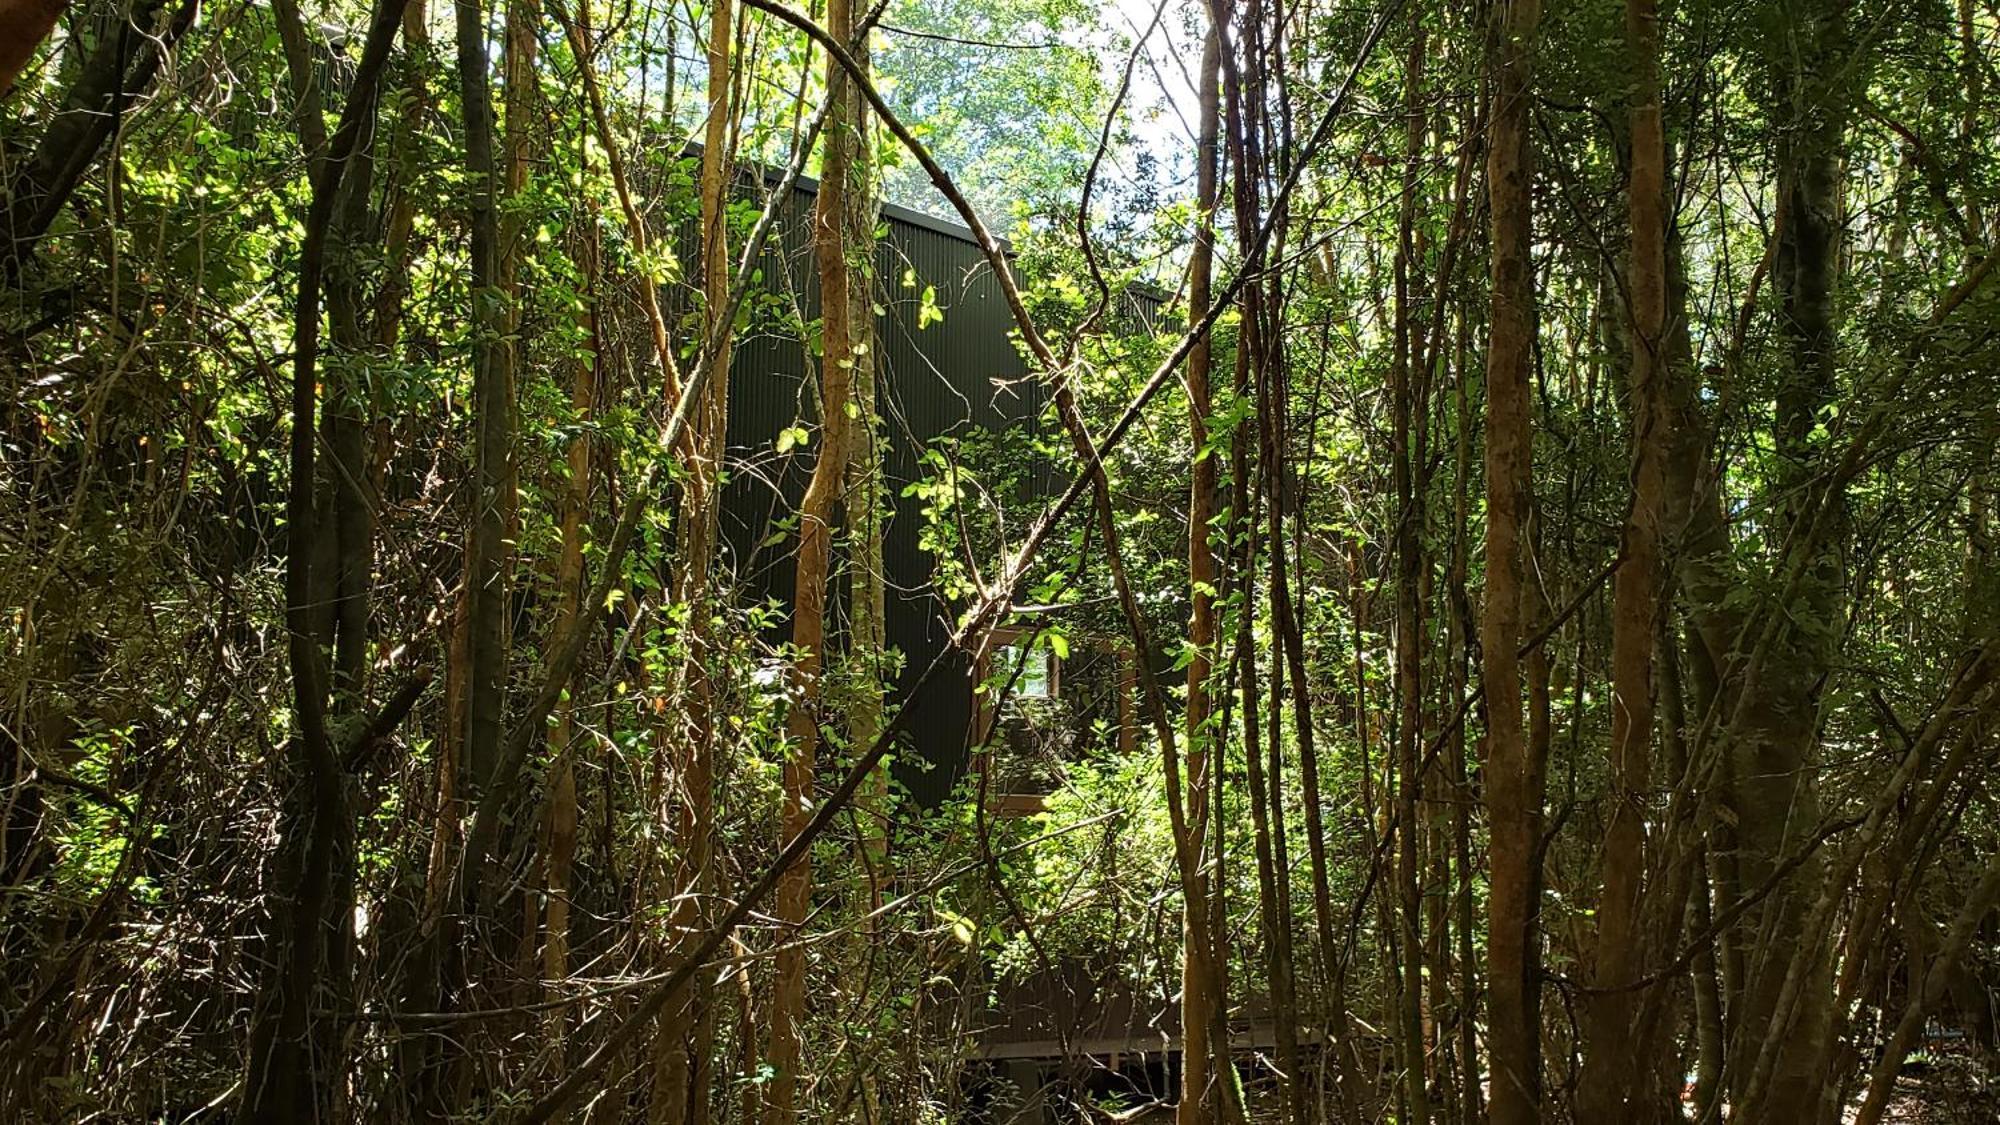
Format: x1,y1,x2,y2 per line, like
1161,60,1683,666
682,141,1011,255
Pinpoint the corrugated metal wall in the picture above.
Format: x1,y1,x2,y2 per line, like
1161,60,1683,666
694,177,1038,806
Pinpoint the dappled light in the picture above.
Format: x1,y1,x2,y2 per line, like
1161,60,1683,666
2,0,1998,1121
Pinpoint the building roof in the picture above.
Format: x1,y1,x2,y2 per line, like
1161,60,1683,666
684,140,1008,252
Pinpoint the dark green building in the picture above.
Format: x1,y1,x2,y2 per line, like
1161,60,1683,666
713,173,1043,806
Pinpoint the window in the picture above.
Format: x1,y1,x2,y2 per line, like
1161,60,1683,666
978,629,1138,810
1007,643,1055,699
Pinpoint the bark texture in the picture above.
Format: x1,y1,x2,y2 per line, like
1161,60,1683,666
1480,3,1544,1121
768,0,860,1117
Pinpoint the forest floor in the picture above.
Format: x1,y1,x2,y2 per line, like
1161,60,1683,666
1844,1052,2000,1123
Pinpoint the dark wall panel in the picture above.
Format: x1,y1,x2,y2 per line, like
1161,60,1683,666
704,179,1034,806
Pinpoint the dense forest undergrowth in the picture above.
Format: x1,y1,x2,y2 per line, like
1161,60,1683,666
3,0,2000,1121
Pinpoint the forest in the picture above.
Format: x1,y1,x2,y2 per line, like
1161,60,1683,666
2,0,1998,1120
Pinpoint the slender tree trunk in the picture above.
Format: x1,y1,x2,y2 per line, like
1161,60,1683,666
1960,0,1986,244
1481,2,1544,1121
243,0,406,1116
1232,227,1306,1114
375,12,460,1113
1225,5,1304,1108
1447,310,1482,1125
1236,531,1295,1123
424,0,517,1105
1290,375,1363,1125
495,0,539,1020
768,0,859,1116
1179,23,1225,1125
539,177,597,1060
835,0,884,926
458,0,516,813
1258,32,1309,1122
1390,16,1431,1121
1577,0,1671,1113
654,4,733,1119
839,17,885,1121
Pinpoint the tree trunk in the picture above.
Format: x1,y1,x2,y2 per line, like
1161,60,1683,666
456,0,515,838
539,180,597,1060
1390,16,1431,1121
1576,0,1672,1114
0,0,68,96
1724,5,1854,1119
1480,2,1544,1121
837,23,887,1116
1,0,198,277
1220,2,1304,1112
843,46,886,917
1446,304,1483,1125
242,0,406,1115
1179,22,1226,1125
654,4,733,1119
843,231,888,1122
768,0,859,1116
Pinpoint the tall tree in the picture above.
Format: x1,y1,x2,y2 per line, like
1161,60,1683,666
768,0,862,1117
1577,0,1674,1114
844,21,888,927
655,3,735,1119
1179,20,1227,1125
242,0,408,1115
456,0,515,845
1389,13,1431,1122
1722,2,1857,1117
1480,1,1544,1121
539,144,598,1057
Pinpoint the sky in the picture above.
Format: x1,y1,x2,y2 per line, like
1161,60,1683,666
1105,0,1206,190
